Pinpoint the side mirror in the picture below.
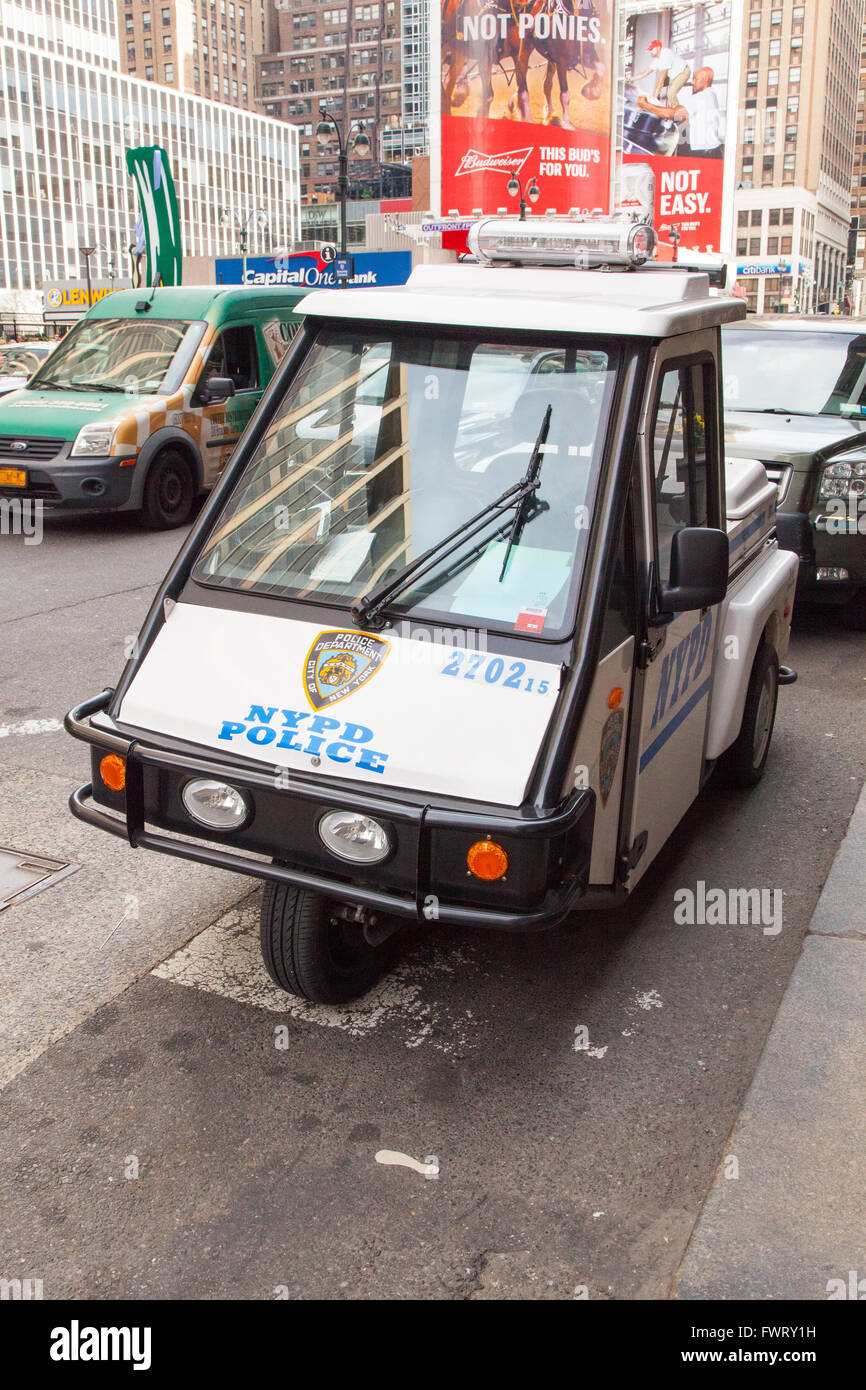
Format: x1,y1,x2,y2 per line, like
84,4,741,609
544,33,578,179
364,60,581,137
658,527,728,615
198,376,236,406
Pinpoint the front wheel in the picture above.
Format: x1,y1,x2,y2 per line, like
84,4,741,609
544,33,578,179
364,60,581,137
259,883,394,1003
139,448,195,529
721,643,779,788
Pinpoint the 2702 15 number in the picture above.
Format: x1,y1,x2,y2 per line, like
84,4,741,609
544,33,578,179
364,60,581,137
441,650,551,695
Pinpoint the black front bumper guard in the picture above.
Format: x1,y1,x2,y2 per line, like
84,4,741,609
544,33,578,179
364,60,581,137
66,691,591,933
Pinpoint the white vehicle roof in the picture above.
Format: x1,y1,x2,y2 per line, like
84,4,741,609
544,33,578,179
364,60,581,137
299,262,746,340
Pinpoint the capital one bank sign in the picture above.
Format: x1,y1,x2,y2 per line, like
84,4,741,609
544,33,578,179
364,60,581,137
215,251,411,289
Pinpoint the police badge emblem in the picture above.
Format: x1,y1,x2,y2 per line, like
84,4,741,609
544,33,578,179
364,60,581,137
599,709,624,808
303,629,390,710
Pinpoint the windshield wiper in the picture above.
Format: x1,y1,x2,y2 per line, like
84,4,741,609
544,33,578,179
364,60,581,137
65,381,127,393
498,403,551,581
350,403,553,632
756,407,814,417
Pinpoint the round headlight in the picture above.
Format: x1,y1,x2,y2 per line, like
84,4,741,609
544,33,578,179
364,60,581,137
318,809,391,864
182,778,250,830
828,461,853,479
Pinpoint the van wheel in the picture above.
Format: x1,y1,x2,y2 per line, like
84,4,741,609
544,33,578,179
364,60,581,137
721,643,779,788
259,883,393,1003
140,449,195,529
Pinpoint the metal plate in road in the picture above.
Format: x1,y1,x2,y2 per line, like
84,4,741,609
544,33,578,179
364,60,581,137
0,846,78,910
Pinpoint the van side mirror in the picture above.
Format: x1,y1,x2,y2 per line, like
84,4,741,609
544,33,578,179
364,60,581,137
658,527,728,615
198,376,236,405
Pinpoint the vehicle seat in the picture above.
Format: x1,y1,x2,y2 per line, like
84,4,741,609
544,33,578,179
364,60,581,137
481,383,600,545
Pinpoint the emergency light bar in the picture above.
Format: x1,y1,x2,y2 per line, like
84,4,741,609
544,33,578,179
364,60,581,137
467,217,655,269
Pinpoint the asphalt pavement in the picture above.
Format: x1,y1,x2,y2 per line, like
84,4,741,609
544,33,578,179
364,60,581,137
1,511,864,1300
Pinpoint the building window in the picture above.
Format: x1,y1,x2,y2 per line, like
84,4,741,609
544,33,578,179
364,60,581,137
782,208,794,225
767,236,779,254
738,210,749,227
142,12,151,29
750,209,762,226
162,6,171,23
788,67,800,85
769,208,780,226
163,34,172,52
749,236,761,254
781,236,792,254
145,65,154,79
736,238,748,255
165,62,174,81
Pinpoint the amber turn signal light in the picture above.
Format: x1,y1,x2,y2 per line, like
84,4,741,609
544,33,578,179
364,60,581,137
99,754,126,791
467,839,508,882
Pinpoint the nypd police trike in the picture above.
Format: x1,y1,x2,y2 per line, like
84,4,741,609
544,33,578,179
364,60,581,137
67,218,798,1004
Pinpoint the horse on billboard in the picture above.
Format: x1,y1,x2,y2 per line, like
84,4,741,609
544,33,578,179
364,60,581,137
441,0,605,128
515,0,605,130
441,0,527,119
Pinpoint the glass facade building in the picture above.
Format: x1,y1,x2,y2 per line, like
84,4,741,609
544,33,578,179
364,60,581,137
0,0,299,299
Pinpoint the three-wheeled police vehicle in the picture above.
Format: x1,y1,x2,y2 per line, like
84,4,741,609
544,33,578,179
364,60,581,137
67,218,799,1004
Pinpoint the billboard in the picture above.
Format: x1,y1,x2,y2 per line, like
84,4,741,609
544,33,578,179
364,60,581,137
215,251,412,289
619,2,740,256
434,0,615,217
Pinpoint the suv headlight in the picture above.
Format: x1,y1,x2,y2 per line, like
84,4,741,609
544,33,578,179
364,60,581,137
71,422,117,457
819,459,866,499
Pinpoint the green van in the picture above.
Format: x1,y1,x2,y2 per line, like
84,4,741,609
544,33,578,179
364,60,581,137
0,286,305,528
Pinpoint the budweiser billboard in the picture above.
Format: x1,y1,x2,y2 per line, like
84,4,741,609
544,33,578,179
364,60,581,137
618,2,741,257
433,1,615,217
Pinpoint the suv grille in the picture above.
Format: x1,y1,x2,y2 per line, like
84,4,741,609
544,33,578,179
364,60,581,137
0,435,66,462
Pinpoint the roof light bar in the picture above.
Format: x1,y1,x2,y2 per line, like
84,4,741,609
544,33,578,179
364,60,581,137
467,217,655,269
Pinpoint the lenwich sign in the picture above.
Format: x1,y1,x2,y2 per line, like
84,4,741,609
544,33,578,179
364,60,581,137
42,280,130,320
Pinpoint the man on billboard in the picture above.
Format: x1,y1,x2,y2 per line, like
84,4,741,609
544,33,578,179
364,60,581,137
631,37,691,103
637,66,723,158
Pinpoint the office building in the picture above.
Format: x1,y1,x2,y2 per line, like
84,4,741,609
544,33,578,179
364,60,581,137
0,0,300,316
733,0,863,313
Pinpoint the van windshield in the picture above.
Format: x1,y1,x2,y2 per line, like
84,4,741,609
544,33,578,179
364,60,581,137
28,318,198,395
194,327,618,638
723,327,866,417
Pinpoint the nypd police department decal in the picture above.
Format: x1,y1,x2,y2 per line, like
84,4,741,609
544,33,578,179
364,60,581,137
118,604,562,806
304,629,390,710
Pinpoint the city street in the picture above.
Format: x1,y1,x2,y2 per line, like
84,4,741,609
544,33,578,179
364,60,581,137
1,514,864,1300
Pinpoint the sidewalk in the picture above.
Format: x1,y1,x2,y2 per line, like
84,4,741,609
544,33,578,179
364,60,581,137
676,786,866,1300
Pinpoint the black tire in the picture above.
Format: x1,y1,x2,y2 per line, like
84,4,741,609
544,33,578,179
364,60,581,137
843,590,866,632
139,448,195,529
259,883,393,1003
721,642,779,788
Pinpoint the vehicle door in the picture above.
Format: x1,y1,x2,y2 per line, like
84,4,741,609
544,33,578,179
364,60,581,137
623,333,724,887
195,322,262,485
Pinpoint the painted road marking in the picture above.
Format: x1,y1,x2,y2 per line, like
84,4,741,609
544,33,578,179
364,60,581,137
375,1150,440,1179
152,897,480,1053
0,718,63,738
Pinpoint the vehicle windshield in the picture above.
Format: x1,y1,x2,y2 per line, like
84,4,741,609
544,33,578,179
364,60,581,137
723,327,866,417
0,345,50,377
194,327,618,638
28,318,196,395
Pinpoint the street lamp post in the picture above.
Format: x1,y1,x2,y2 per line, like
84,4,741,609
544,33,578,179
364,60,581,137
80,246,96,305
316,107,371,278
221,207,268,285
506,174,540,221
